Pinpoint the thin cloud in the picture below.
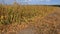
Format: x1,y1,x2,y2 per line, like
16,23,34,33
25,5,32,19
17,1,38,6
46,0,51,2
39,0,45,1
39,0,51,2
19,0,51,2
23,0,32,2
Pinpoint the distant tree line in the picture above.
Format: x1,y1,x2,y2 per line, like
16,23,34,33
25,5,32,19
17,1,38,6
52,5,60,7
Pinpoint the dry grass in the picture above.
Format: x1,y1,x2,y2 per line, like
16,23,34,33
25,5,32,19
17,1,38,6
0,4,60,34
0,4,57,25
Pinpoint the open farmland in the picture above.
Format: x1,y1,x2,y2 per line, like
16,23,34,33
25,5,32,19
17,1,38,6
0,4,60,34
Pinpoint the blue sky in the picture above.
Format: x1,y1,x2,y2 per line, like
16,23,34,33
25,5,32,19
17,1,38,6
0,0,60,5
